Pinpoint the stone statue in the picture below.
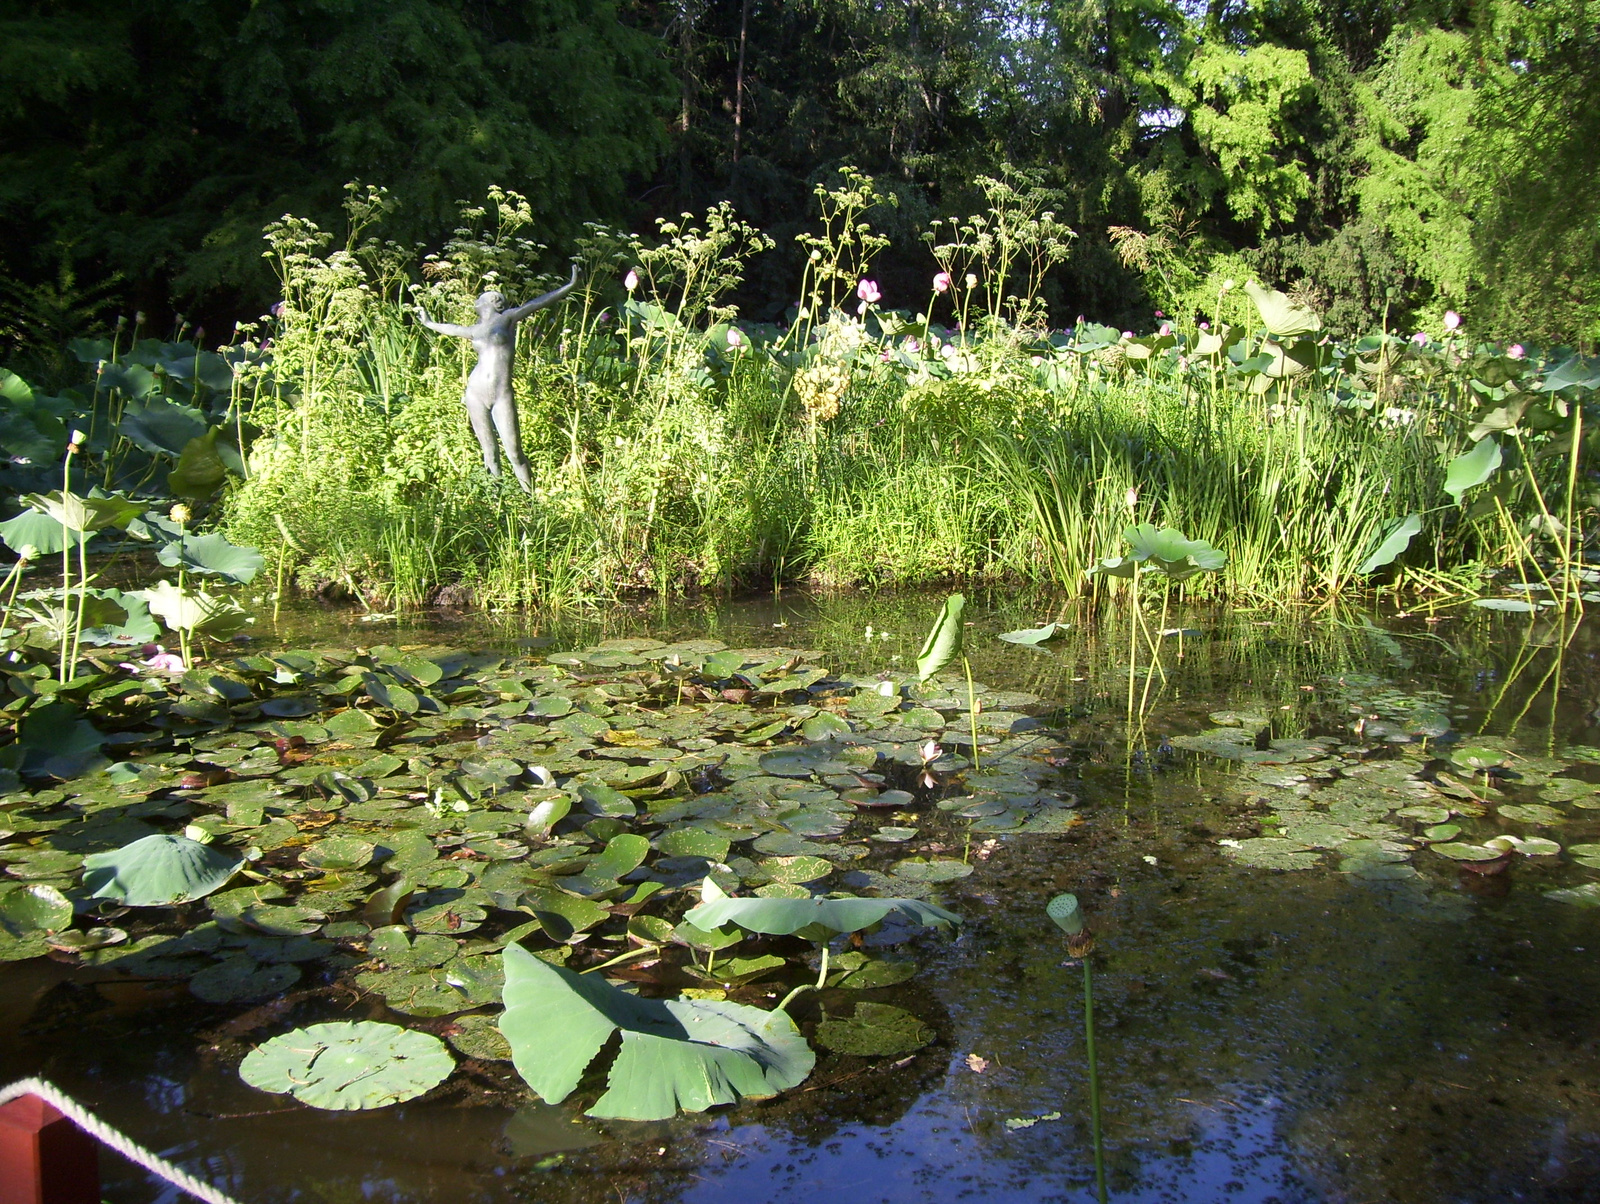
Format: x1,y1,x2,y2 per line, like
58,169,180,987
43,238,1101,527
416,264,580,490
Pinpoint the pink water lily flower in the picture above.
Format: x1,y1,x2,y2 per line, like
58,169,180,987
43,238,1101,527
933,272,952,293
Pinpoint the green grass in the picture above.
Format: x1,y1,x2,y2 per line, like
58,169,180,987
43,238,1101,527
224,312,1496,611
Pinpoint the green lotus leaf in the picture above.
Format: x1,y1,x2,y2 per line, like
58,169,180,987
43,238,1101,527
997,622,1068,647
82,834,243,906
499,943,814,1121
683,876,960,937
1121,524,1226,581
190,955,301,1003
136,580,251,638
18,490,144,535
814,1002,934,1057
1358,514,1423,575
1243,280,1322,338
240,1021,454,1110
0,883,74,937
891,857,973,882
157,533,265,584
915,594,966,683
1444,437,1503,504
1429,842,1505,862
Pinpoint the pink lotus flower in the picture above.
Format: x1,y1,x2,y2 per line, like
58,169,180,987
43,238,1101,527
1444,310,1461,332
1159,323,1172,338
624,269,639,292
933,272,952,293
1508,343,1526,360
904,337,919,353
1411,331,1429,346
1199,321,1210,331
1155,310,1166,319
857,279,881,304
726,326,743,348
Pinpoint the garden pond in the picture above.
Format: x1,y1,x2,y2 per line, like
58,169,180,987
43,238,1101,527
4,589,1600,1203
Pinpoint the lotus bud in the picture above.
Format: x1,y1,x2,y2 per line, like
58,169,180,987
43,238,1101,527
1222,279,1235,291
964,273,978,290
726,326,743,348
1126,488,1138,511
17,544,38,563
1508,344,1525,360
1159,323,1172,337
809,249,821,262
135,311,147,325
933,271,952,293
116,315,127,330
624,269,639,292
1443,310,1461,332
170,503,192,525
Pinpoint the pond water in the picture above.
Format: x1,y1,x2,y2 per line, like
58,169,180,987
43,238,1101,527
5,589,1600,1204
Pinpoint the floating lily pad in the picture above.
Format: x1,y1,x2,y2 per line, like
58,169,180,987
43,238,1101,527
191,955,301,1003
890,857,973,883
1429,842,1505,862
240,1021,454,1109
444,1013,513,1061
814,1003,933,1056
1220,838,1321,870
1496,803,1567,825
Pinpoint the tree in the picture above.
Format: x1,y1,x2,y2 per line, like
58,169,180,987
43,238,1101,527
0,0,674,321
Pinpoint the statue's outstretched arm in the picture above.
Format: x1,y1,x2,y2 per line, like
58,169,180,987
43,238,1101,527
506,263,581,322
415,307,475,338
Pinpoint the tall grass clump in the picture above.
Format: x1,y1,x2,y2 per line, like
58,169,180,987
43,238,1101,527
213,175,1597,611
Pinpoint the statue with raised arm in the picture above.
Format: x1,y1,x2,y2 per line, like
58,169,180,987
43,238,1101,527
415,264,580,490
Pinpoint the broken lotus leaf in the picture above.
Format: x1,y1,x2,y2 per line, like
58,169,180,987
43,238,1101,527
82,834,243,906
683,876,960,938
499,943,814,1120
240,1021,454,1110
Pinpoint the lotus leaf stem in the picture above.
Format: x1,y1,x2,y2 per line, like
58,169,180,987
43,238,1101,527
963,655,980,773
1083,956,1106,1204
579,944,663,976
776,942,830,1013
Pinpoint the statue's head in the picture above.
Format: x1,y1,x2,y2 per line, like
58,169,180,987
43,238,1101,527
475,291,506,315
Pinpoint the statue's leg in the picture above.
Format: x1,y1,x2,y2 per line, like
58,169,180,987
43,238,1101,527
465,397,501,477
490,392,534,491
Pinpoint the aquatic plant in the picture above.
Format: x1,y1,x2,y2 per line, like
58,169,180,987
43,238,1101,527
1048,892,1105,1204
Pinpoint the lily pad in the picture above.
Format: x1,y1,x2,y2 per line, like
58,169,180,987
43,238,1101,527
240,1021,454,1110
1429,842,1506,862
82,834,243,906
814,1002,934,1056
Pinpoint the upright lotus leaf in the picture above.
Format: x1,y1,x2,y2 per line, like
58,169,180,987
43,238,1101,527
499,943,814,1121
0,509,86,556
157,533,266,584
240,1021,453,1110
1046,893,1084,936
137,580,251,638
82,834,243,906
1122,525,1226,582
77,588,160,646
1443,437,1503,504
167,429,234,500
1242,281,1322,338
916,593,966,683
684,876,960,938
18,490,145,535
118,398,210,457
1358,514,1423,574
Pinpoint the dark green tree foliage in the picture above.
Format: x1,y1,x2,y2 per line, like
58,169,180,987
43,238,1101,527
0,0,672,313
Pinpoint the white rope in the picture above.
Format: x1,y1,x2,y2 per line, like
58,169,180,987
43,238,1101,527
0,1078,246,1204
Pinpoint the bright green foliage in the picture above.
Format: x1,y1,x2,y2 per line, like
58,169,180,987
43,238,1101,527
498,942,815,1120
684,876,961,939
915,594,967,683
1181,43,1315,231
